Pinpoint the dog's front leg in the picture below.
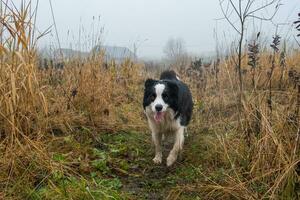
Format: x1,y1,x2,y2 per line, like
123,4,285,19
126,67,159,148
167,127,184,166
152,131,162,164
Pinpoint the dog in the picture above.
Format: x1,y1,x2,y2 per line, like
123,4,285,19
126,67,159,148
143,70,193,166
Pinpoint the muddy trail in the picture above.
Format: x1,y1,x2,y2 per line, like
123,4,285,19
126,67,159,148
97,129,214,200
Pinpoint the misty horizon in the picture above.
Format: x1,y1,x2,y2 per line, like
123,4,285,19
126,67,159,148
30,0,300,59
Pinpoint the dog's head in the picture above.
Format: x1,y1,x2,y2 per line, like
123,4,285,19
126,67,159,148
143,79,178,123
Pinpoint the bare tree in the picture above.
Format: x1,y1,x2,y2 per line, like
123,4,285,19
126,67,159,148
294,13,300,47
219,0,281,127
163,37,188,68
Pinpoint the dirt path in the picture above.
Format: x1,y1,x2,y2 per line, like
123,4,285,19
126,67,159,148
99,130,210,199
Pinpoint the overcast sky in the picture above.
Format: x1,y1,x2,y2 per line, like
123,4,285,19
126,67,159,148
32,0,300,59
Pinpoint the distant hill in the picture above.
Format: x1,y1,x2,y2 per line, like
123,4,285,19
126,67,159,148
56,48,89,59
38,45,135,62
92,45,135,61
38,48,89,60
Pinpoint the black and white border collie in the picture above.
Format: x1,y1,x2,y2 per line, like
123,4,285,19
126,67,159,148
143,70,193,166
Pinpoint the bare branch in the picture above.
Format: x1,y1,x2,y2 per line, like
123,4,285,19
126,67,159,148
247,0,279,16
229,0,241,17
244,0,255,17
246,4,280,21
239,0,242,21
218,0,281,130
226,3,235,20
294,35,300,47
219,0,241,34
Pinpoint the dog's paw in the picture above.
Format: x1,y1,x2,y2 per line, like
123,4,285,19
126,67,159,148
153,155,162,164
166,154,177,167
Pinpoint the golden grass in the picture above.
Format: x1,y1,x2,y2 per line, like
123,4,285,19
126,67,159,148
0,2,145,198
175,51,300,199
0,1,299,199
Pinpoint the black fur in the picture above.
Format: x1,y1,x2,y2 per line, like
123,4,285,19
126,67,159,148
160,70,178,80
143,71,193,126
143,79,157,109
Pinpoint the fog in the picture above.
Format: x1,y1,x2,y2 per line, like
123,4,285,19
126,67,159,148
31,0,300,59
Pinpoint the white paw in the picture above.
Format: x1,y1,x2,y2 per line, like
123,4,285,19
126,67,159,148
166,154,177,167
153,154,162,164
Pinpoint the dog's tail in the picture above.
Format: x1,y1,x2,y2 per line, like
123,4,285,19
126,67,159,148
160,70,180,81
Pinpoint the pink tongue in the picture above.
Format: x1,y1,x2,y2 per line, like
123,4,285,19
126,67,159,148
154,112,165,123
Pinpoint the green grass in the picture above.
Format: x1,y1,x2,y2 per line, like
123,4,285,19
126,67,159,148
23,128,220,200
10,116,298,200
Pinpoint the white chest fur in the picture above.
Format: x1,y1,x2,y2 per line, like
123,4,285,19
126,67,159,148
145,107,181,134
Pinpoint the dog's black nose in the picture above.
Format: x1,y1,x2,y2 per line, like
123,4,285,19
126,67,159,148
155,104,163,112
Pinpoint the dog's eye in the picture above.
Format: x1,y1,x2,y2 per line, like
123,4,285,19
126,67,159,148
150,94,156,101
162,93,168,99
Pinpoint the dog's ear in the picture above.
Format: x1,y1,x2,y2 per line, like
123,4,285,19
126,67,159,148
167,81,178,93
144,79,156,88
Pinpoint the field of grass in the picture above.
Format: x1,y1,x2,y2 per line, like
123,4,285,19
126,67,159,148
0,1,300,200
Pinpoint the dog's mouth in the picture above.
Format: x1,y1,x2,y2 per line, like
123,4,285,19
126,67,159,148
154,112,165,123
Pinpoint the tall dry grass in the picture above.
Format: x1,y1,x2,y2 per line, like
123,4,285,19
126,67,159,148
0,2,54,198
175,48,300,199
0,1,145,198
0,1,299,199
